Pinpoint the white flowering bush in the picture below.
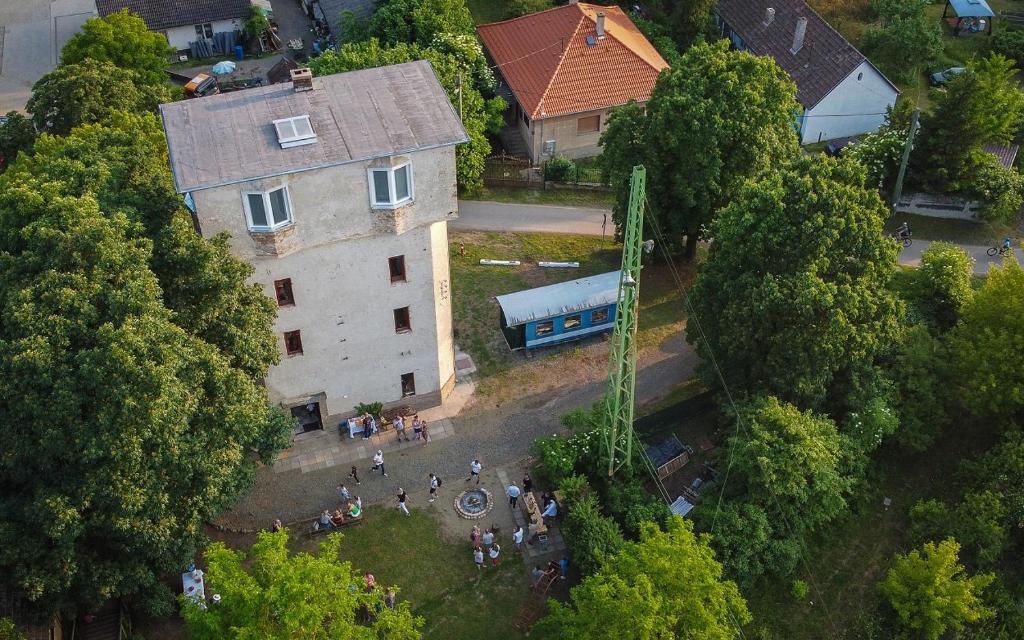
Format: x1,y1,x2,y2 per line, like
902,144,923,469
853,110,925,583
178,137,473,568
846,126,905,191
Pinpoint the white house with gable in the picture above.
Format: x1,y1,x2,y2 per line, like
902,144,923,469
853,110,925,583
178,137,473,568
160,62,468,436
715,0,899,144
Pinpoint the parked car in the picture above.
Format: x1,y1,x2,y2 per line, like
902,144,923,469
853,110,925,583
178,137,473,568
929,66,965,86
825,136,860,157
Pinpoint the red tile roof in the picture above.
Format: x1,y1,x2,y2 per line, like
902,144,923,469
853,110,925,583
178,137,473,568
477,3,668,119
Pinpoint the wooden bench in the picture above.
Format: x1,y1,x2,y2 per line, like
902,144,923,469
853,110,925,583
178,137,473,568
308,513,364,536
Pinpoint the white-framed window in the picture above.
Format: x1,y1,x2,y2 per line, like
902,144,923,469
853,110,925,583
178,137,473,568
243,186,292,231
272,115,317,148
368,163,414,208
195,23,213,39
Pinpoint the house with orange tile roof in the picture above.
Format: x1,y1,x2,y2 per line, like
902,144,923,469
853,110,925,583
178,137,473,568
477,1,668,163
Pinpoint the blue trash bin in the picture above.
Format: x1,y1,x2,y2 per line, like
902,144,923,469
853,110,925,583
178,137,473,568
234,45,244,61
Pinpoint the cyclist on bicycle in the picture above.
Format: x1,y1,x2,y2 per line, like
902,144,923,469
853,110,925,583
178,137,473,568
896,222,910,240
1004,237,1012,252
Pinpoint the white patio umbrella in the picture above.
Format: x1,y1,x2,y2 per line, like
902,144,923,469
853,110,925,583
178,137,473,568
211,60,237,76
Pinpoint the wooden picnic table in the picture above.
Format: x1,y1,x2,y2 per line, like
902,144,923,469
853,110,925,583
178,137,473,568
522,492,547,536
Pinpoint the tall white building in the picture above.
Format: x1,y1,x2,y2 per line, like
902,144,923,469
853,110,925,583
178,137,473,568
160,62,468,436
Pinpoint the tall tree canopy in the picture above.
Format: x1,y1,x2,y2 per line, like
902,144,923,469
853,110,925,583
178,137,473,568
182,531,422,639
687,155,902,412
0,117,291,619
368,0,475,46
60,10,173,86
881,539,993,640
861,0,942,83
949,257,1024,422
309,40,504,192
26,59,172,136
0,112,35,171
537,518,750,639
603,40,800,256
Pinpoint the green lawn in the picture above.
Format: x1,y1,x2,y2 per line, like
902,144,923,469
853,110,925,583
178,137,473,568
467,0,512,24
462,186,614,208
296,509,534,640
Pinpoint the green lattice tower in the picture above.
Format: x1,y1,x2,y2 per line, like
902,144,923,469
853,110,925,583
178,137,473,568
602,165,646,477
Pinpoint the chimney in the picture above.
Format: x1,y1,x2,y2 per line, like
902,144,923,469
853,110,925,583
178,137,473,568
790,17,807,54
290,68,313,92
763,7,775,26
596,11,605,38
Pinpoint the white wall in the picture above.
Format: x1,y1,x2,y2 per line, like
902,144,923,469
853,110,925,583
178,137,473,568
165,18,242,52
800,60,898,144
190,145,459,417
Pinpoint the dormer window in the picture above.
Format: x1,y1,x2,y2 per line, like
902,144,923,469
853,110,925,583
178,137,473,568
243,186,292,231
273,115,316,148
368,162,414,209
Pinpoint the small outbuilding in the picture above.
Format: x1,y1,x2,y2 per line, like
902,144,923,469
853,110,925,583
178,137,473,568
496,270,620,350
943,0,994,36
644,435,691,479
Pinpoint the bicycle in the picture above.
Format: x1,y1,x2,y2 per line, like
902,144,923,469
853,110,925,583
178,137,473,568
891,230,912,247
987,245,1012,257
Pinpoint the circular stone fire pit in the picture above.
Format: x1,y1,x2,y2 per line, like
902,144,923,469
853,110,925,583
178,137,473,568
454,488,493,519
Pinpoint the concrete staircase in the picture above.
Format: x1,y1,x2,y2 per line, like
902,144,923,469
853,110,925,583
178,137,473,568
497,126,531,160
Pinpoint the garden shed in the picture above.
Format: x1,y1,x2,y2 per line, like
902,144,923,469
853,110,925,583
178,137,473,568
496,271,619,350
943,0,994,35
644,435,690,479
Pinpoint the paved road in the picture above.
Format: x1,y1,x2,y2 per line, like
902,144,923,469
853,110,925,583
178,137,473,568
0,0,95,113
455,201,1020,275
898,240,1023,275
454,200,610,236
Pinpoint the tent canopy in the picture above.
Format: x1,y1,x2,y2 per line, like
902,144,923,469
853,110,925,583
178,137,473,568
947,0,994,18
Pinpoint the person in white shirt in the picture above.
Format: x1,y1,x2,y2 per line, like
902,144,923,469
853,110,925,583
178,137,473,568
482,528,494,550
541,498,557,526
506,483,521,508
429,473,439,502
489,543,501,567
512,526,524,551
371,450,388,477
465,459,482,484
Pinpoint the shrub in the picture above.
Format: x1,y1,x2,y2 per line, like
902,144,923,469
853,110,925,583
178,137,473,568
792,579,809,601
969,152,1024,224
531,433,582,488
353,401,383,417
544,154,576,182
991,26,1024,67
561,493,625,575
603,475,671,537
506,0,552,18
244,7,271,39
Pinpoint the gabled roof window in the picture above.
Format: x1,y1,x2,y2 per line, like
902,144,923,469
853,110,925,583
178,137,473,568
273,115,316,148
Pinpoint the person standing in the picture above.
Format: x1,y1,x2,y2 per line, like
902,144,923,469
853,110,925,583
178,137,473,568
512,525,524,552
412,415,423,440
338,484,350,501
384,589,396,609
559,556,569,580
506,483,521,509
541,498,557,526
393,415,409,442
372,450,388,477
522,473,533,494
531,565,544,589
362,413,376,440
473,546,484,570
470,525,481,547
481,528,494,551
489,543,501,567
429,473,439,502
466,459,482,484
421,420,430,444
396,488,410,516
349,465,361,486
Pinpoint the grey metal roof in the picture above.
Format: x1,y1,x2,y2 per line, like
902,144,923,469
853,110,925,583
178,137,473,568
716,0,898,108
496,270,621,326
645,435,686,468
159,60,469,193
96,0,252,31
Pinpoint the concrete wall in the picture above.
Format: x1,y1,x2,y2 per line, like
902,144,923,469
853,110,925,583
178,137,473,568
800,60,898,144
518,106,612,163
190,145,459,418
165,18,243,52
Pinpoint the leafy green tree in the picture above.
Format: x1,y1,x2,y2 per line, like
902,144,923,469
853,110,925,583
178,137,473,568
0,619,24,640
644,0,716,49
243,6,271,39
913,54,1024,191
0,118,291,619
909,242,975,332
599,101,648,242
891,326,949,451
645,40,800,256
26,59,171,136
0,111,35,171
846,123,905,193
632,15,681,64
970,150,1024,224
60,10,173,86
507,0,552,17
881,538,994,640
369,0,474,47
695,500,801,586
949,257,1024,421
861,0,942,83
962,431,1024,538
561,493,626,575
309,39,504,192
537,518,750,639
730,397,853,532
182,531,421,639
687,155,903,411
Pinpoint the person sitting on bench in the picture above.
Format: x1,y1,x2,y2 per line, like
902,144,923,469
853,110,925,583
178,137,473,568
315,509,333,531
331,508,346,527
348,501,362,519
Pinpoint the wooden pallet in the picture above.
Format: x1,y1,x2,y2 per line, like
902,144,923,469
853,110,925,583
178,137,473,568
513,598,545,631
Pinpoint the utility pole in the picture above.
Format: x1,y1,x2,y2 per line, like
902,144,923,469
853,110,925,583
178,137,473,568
601,166,646,477
457,73,464,121
890,109,920,215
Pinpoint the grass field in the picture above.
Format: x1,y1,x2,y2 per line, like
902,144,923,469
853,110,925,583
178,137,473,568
462,186,614,208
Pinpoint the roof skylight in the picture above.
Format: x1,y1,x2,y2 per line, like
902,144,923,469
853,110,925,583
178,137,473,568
273,115,316,148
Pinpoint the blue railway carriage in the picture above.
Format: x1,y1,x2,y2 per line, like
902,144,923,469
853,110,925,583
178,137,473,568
496,271,620,351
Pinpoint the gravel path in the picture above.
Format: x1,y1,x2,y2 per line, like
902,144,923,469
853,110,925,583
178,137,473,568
215,333,696,529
